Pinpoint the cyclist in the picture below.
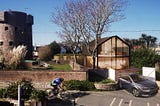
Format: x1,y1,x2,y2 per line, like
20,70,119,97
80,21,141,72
50,78,64,97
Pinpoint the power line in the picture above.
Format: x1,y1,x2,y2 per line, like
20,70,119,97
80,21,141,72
109,30,160,32
33,31,55,33
33,30,160,33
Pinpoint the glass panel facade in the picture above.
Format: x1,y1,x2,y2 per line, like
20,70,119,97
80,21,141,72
99,37,129,57
98,36,130,69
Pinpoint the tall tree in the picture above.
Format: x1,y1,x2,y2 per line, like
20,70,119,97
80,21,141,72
139,34,157,48
52,0,126,68
82,0,126,68
131,48,160,69
124,38,140,49
124,34,157,50
49,41,61,57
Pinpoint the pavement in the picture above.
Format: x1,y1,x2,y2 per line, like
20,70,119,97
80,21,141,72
26,81,160,106
46,88,160,106
47,98,73,106
77,90,160,106
46,90,89,106
46,81,160,106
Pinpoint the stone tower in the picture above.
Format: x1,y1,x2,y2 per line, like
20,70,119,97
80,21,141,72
0,10,33,59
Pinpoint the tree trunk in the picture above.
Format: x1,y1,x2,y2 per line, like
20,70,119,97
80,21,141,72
92,55,95,69
73,53,77,63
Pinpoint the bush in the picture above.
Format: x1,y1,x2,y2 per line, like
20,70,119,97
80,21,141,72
64,80,80,90
4,45,27,69
99,79,115,84
30,89,47,101
64,80,95,91
79,80,95,91
0,80,46,101
6,79,34,100
131,48,160,69
0,88,7,98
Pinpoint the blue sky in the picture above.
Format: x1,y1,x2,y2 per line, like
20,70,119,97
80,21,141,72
0,0,160,46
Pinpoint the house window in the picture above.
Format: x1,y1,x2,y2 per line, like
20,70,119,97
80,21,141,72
15,27,18,31
0,41,3,46
9,41,13,46
5,26,8,30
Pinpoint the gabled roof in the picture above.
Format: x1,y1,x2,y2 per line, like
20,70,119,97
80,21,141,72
97,35,130,47
82,35,130,55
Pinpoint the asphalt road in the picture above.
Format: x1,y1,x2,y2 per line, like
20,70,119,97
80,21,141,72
46,90,160,106
76,90,160,106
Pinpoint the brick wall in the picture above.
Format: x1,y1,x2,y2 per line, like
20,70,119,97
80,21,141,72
115,68,139,80
0,70,87,89
69,61,84,71
88,68,139,81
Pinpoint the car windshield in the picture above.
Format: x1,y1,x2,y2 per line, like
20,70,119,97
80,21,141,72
130,74,145,83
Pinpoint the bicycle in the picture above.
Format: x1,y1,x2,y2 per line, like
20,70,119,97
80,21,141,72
45,87,67,100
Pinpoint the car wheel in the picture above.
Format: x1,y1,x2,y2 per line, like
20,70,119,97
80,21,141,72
132,88,139,97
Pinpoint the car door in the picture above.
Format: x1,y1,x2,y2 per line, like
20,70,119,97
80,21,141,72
121,76,133,90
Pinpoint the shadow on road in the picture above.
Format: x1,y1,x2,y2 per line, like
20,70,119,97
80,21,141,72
46,91,90,106
47,98,72,106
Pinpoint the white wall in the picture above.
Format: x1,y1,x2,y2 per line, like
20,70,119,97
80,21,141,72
142,67,155,81
108,68,115,81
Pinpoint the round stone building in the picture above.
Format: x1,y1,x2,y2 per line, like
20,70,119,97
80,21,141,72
0,10,33,59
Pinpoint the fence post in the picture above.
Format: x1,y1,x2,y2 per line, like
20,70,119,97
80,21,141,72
18,85,24,106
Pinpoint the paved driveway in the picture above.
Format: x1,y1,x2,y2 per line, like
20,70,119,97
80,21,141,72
76,90,160,106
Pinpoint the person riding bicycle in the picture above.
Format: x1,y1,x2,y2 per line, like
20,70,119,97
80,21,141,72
50,78,64,95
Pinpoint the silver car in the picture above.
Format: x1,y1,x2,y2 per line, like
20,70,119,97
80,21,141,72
118,74,159,97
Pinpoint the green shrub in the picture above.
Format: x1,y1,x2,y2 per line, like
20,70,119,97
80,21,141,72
64,80,80,90
64,80,95,91
30,89,47,101
0,80,47,101
79,80,95,91
0,88,7,98
6,79,34,100
99,79,115,84
131,48,160,69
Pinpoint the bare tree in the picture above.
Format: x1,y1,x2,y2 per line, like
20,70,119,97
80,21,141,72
82,0,126,68
52,1,85,62
52,0,126,68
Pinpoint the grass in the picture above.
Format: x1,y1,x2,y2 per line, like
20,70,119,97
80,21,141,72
32,61,72,71
50,64,72,71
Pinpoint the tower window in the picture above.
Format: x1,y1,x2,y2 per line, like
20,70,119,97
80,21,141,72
5,26,8,30
0,41,3,46
9,41,13,46
15,27,18,31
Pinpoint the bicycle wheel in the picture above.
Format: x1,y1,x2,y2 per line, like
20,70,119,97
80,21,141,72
45,88,57,99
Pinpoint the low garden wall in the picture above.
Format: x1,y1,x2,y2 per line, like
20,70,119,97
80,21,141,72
0,70,87,89
69,61,84,71
89,69,108,78
115,68,139,80
88,68,139,81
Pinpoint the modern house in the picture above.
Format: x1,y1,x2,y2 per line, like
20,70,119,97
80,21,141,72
82,35,130,70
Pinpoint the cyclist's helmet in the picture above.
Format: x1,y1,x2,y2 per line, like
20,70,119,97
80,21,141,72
59,78,64,82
